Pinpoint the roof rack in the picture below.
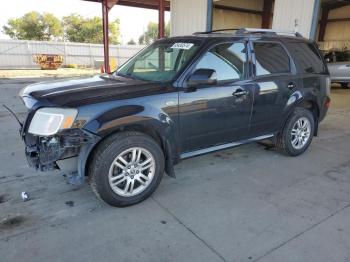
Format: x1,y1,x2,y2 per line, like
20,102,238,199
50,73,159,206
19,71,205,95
193,28,303,38
236,28,303,37
193,28,240,34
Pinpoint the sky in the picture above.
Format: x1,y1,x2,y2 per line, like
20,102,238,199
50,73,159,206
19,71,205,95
0,0,170,44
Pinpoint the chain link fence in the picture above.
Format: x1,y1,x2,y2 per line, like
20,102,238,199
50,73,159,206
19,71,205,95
0,39,144,69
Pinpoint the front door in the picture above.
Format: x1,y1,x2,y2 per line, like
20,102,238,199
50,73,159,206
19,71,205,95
178,42,254,153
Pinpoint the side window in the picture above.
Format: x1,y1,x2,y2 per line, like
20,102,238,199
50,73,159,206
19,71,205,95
286,42,325,73
194,42,247,81
253,42,291,76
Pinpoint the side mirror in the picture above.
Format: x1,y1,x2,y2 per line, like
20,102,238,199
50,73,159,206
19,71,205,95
187,69,218,87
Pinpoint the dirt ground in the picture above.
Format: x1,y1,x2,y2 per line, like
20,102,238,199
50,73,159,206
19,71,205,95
0,68,99,78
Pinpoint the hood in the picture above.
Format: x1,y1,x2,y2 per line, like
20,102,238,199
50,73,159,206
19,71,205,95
327,61,350,66
20,74,164,108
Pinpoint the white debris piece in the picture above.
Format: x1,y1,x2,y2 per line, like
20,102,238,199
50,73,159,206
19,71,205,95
21,192,29,201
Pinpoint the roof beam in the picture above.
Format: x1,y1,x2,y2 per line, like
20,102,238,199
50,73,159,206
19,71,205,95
117,0,170,10
322,0,350,10
213,4,263,15
83,0,170,10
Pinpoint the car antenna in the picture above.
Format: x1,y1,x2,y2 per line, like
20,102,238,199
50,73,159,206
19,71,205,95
2,104,23,128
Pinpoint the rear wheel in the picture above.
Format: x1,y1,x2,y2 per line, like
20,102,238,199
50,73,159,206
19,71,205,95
341,83,349,89
89,131,165,207
277,108,315,156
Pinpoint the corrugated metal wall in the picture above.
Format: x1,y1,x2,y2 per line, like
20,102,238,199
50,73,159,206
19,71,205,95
213,10,262,30
324,6,350,42
0,39,144,69
170,0,208,36
212,0,264,30
318,41,350,51
272,0,316,38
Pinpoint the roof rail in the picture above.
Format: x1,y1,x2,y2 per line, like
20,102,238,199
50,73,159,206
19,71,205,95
193,28,303,38
193,28,240,35
236,28,303,38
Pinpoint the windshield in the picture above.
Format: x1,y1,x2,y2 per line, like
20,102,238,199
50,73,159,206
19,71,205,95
116,41,200,82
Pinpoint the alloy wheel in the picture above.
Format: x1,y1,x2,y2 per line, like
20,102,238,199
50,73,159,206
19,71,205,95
108,147,155,197
290,117,311,150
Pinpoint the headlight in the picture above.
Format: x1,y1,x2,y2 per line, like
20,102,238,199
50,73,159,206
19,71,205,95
28,108,78,136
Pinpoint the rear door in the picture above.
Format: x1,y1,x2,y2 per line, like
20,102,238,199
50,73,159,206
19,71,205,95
249,41,303,136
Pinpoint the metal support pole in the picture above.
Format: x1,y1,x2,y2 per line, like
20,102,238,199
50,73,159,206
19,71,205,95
102,0,110,73
158,0,165,38
261,0,273,29
206,0,213,31
310,0,321,40
318,7,329,42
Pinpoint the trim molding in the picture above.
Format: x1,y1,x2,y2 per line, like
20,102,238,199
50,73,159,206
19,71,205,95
180,134,274,159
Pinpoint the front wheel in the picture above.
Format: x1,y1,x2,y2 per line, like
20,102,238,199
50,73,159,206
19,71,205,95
89,131,165,207
277,108,315,156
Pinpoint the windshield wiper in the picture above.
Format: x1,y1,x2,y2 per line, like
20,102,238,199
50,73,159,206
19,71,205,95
116,72,140,80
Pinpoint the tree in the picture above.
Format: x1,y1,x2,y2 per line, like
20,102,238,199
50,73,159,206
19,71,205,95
127,39,136,45
63,14,120,44
138,21,170,45
2,11,63,41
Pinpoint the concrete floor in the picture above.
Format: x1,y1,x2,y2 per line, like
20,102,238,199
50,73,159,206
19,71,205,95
0,78,350,262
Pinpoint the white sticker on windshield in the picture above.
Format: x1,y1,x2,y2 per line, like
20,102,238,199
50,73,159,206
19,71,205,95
171,43,194,50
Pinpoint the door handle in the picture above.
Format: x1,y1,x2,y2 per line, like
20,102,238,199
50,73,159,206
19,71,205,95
232,89,248,97
287,82,296,89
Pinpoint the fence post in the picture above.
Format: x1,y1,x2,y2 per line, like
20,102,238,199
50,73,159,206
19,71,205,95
64,41,68,66
89,43,93,68
27,40,32,68
117,45,120,67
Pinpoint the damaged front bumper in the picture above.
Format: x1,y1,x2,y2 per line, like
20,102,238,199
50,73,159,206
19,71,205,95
23,129,100,184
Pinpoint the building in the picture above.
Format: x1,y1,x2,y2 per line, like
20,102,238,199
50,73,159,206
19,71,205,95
85,0,350,71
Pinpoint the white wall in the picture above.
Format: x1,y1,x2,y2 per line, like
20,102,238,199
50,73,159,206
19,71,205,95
272,0,317,38
170,0,208,36
0,39,144,69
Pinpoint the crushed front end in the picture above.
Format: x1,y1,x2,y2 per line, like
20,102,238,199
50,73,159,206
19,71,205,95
20,102,100,185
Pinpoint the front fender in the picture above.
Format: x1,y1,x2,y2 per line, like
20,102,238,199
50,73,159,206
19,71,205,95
83,104,177,142
79,100,180,177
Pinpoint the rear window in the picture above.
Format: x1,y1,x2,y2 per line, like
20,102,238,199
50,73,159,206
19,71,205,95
253,42,291,76
286,42,325,74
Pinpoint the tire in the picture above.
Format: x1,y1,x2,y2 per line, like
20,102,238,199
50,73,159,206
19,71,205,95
276,108,315,156
89,131,165,207
341,83,349,89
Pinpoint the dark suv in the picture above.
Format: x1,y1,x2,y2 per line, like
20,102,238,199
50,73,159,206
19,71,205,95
19,28,331,207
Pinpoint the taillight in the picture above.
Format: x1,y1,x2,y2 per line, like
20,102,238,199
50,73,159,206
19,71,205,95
325,97,331,108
